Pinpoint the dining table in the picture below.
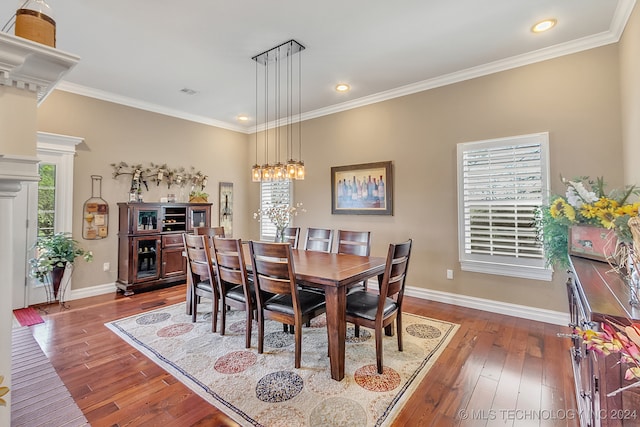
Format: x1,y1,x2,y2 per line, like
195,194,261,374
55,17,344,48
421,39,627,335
186,241,387,381
285,249,387,381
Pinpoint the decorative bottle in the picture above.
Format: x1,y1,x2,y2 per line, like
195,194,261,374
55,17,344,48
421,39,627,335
82,175,109,240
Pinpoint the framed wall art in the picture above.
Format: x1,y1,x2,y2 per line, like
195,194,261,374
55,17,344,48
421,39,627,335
219,182,233,237
331,161,392,215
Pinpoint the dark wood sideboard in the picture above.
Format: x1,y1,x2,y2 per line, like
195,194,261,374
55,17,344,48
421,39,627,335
567,256,640,427
117,202,211,295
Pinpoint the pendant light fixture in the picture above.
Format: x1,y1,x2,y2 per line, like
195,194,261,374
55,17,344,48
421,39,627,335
251,40,305,182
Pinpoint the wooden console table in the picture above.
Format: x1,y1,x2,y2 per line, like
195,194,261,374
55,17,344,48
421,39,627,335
567,256,640,427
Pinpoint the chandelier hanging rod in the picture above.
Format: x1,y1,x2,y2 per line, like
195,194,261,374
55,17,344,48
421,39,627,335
251,39,305,65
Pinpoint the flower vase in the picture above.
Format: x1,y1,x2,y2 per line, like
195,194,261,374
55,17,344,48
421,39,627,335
275,227,285,243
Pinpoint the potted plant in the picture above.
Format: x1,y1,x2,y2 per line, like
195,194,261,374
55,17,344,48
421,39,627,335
189,190,209,203
29,232,93,299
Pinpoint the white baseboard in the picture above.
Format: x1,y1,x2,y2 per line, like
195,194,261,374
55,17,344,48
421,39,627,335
367,280,569,326
67,282,116,301
70,281,570,326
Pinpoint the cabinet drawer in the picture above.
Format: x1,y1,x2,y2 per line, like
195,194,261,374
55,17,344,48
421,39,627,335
162,234,184,247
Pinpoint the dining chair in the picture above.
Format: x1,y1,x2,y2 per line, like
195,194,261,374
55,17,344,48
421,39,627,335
194,226,225,239
282,227,300,248
185,226,226,315
303,227,334,253
183,233,219,332
249,241,327,368
211,236,255,348
336,229,372,291
345,239,413,374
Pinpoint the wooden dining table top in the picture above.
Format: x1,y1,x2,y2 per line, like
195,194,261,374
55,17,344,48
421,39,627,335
242,244,386,288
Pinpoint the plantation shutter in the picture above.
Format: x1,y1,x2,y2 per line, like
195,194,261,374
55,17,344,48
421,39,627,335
259,180,292,241
457,132,551,281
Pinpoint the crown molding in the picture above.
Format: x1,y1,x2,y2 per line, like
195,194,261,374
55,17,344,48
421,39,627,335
0,32,79,105
55,81,249,133
52,0,636,134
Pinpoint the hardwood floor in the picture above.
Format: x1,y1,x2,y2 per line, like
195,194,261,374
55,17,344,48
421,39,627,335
28,284,579,427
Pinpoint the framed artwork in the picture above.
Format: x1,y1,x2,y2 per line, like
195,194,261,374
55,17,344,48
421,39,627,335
331,161,392,215
219,182,233,237
568,225,617,263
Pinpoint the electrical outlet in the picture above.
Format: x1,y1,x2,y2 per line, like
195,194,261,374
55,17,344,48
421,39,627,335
103,262,110,272
446,269,453,280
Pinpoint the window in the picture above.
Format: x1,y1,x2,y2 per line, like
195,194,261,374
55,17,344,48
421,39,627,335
457,132,551,281
259,180,293,241
37,163,56,237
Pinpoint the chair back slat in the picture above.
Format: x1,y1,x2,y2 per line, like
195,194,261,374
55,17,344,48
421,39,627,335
249,241,297,297
282,227,300,248
183,233,216,286
336,230,371,256
211,237,250,290
304,227,334,253
195,226,225,237
379,240,413,301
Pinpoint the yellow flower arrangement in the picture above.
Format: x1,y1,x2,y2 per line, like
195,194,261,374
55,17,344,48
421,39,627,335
537,176,639,268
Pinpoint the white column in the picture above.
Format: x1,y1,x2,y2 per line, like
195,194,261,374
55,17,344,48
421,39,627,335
0,156,39,425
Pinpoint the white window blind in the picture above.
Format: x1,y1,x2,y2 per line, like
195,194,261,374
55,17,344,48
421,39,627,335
259,180,293,241
457,132,551,281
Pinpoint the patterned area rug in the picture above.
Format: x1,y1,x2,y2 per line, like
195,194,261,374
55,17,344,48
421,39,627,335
106,301,458,427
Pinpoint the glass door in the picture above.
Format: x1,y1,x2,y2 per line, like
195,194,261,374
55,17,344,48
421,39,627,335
134,237,161,282
134,207,160,233
188,206,209,231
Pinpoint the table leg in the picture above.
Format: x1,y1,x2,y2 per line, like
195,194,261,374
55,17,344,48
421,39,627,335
324,286,346,381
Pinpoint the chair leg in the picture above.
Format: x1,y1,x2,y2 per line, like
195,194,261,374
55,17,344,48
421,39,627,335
375,326,384,374
257,313,264,354
283,324,289,333
362,279,368,292
354,325,360,337
294,320,302,368
397,314,403,352
211,295,219,333
191,285,199,323
245,309,252,349
220,298,227,336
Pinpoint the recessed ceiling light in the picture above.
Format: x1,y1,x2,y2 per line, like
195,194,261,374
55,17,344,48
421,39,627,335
237,115,249,122
335,83,350,92
531,19,557,33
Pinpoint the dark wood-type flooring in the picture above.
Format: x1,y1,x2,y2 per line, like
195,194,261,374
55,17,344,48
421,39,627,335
28,284,579,427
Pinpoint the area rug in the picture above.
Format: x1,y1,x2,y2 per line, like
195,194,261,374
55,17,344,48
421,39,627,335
106,301,458,427
12,307,44,327
11,327,89,426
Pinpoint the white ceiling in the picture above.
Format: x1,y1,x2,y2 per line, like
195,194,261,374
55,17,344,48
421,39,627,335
1,0,635,133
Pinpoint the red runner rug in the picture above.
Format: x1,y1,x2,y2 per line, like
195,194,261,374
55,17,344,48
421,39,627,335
13,307,44,327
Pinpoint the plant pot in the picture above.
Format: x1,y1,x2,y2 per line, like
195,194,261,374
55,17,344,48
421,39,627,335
189,196,208,203
50,265,66,300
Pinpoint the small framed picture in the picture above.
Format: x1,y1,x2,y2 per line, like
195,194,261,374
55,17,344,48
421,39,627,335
219,182,233,237
331,161,392,215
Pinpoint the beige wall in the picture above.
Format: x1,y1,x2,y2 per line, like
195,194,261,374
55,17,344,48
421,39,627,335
37,91,250,289
250,44,623,312
38,44,624,312
0,87,37,155
620,3,640,186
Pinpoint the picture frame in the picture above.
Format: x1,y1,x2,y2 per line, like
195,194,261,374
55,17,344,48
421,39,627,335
331,161,392,215
219,182,233,237
568,225,618,263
